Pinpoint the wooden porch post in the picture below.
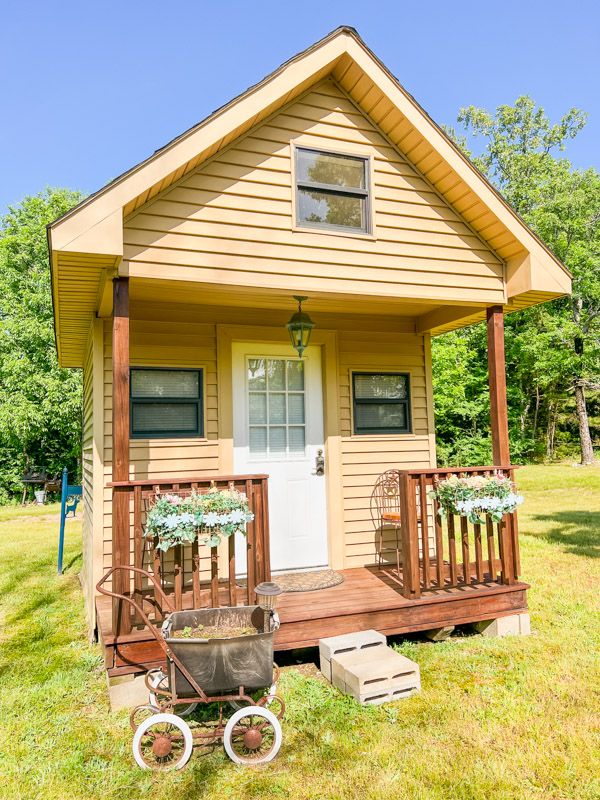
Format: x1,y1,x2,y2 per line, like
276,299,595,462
486,306,510,466
112,277,131,634
486,305,516,583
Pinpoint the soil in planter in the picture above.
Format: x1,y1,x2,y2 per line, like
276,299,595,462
171,623,259,640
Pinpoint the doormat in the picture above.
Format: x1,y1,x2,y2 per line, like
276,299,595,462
240,569,344,593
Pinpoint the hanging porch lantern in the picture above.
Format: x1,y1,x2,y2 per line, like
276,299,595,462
285,295,315,357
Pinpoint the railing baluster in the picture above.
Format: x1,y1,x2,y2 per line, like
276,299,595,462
433,491,444,588
486,516,497,582
474,522,484,582
210,547,219,607
460,516,470,585
448,515,458,586
419,474,430,589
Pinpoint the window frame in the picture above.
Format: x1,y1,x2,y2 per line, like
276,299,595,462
129,367,204,440
351,371,412,436
293,145,372,236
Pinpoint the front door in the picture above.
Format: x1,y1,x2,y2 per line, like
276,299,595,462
232,343,328,573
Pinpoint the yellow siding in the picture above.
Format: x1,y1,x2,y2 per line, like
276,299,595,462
99,302,433,573
123,80,505,306
101,310,219,572
81,326,94,625
338,329,434,567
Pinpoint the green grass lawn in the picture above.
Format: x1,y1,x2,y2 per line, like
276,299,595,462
1,466,600,799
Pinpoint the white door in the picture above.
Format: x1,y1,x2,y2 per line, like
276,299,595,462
232,343,328,573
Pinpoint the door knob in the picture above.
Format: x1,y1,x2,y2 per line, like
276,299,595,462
315,449,325,476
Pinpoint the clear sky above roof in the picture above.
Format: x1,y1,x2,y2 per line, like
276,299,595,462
1,0,598,215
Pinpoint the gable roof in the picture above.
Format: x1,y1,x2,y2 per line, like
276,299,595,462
49,26,571,365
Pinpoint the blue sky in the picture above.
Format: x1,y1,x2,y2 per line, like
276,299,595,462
1,0,598,215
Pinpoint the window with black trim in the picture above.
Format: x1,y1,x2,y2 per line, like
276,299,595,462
352,372,411,435
130,368,204,439
295,147,370,234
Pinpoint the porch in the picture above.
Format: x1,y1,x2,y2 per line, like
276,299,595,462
97,465,527,677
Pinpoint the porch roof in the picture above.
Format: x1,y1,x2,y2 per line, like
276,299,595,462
48,26,571,366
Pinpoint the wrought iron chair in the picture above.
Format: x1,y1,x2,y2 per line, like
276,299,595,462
370,470,403,577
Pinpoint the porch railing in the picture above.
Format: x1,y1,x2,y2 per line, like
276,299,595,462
106,474,270,635
397,466,521,599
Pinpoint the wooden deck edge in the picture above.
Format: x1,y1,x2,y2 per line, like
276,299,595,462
101,585,529,677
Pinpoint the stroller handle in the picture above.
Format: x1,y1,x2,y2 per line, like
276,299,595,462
96,565,175,650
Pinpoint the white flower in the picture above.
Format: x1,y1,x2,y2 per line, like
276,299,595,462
164,514,181,530
218,513,231,525
203,512,219,527
229,509,245,525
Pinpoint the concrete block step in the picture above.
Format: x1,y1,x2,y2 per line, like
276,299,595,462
332,646,420,696
318,629,386,683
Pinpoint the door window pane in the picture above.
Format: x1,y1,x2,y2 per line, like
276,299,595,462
287,361,305,391
268,393,286,424
248,359,266,390
249,427,267,456
287,393,305,424
267,359,286,390
269,427,287,455
249,393,267,424
289,427,306,454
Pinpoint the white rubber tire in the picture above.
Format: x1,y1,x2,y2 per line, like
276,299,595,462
223,706,282,765
132,712,193,770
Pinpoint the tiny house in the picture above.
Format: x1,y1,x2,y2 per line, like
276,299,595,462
49,27,570,677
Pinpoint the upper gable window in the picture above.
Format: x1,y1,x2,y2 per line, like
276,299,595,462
295,147,371,235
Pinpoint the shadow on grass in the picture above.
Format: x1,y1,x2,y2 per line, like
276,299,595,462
530,510,600,558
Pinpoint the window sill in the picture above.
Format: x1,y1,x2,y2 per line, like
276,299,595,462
291,223,377,242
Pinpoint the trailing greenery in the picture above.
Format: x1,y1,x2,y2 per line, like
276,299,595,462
0,188,85,502
429,473,524,525
145,488,255,551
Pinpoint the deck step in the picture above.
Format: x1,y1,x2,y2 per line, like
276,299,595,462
318,629,386,683
319,630,421,706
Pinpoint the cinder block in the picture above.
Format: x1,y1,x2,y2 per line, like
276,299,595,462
424,626,455,642
474,613,530,638
318,629,386,663
319,654,332,683
519,612,531,635
332,647,419,696
107,674,149,711
348,680,421,706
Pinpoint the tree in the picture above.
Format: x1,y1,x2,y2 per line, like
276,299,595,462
0,188,85,501
446,97,600,464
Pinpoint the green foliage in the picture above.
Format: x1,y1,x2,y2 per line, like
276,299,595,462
145,488,255,551
0,188,85,500
438,98,600,464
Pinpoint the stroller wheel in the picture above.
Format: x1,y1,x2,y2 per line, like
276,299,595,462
223,706,282,765
132,712,193,770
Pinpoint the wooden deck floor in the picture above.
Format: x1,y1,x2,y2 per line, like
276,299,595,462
97,567,529,677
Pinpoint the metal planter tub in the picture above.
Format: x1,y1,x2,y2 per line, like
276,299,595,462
161,605,276,695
